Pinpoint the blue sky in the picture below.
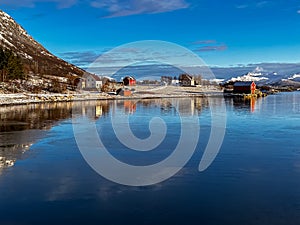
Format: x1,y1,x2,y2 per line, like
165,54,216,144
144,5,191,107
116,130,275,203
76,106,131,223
2,0,300,68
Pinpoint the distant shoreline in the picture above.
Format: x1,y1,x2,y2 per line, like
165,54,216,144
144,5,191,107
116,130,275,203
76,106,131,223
0,85,224,106
0,92,221,106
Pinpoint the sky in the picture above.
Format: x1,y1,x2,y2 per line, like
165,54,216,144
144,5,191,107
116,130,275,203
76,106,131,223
1,0,300,69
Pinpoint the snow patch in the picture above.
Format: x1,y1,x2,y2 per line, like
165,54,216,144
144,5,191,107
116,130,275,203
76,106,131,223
210,78,224,84
0,33,14,47
288,74,300,80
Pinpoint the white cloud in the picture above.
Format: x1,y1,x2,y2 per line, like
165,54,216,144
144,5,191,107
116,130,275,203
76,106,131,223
91,0,190,18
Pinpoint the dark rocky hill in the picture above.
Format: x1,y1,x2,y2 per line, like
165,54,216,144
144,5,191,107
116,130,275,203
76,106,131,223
0,9,84,77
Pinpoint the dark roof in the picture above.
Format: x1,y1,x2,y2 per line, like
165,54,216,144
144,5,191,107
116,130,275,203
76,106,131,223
180,74,193,80
123,76,135,80
90,74,101,81
233,81,255,87
83,73,101,81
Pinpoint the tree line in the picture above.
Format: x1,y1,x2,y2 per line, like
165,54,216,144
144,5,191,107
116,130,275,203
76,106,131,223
0,47,24,82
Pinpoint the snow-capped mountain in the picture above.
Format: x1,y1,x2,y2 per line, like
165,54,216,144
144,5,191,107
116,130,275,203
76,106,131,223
0,10,84,77
224,66,300,87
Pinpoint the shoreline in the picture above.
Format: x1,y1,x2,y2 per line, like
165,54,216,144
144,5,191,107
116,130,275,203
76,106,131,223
0,86,224,106
0,92,224,106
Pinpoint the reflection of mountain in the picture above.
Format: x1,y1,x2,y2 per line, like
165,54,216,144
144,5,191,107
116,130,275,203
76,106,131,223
0,127,52,174
0,143,31,173
0,102,74,132
0,102,78,173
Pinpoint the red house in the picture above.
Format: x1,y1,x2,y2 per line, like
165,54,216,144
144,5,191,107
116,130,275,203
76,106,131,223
123,76,136,86
233,81,256,94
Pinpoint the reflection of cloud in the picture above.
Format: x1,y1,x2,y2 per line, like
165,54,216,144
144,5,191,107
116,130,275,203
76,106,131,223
46,177,76,202
91,0,190,18
1,0,77,8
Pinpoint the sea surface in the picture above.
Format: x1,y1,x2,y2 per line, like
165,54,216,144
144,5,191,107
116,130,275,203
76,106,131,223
0,92,300,225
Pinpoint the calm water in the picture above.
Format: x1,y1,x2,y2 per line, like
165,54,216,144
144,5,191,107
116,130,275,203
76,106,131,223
0,92,300,225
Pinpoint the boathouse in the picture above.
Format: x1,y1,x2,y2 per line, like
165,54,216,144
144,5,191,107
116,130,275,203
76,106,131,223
233,81,256,94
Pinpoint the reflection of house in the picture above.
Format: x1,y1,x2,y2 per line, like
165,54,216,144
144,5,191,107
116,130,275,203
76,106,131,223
95,105,103,118
124,101,136,114
123,76,136,86
85,105,103,120
82,73,102,90
177,98,195,116
233,81,256,94
179,74,195,86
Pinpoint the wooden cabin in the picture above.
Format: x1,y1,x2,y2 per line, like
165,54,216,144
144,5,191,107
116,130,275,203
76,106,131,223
179,74,195,86
233,81,256,94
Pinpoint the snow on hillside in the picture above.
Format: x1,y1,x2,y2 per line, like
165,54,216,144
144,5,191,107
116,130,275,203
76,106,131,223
226,67,269,83
285,73,300,82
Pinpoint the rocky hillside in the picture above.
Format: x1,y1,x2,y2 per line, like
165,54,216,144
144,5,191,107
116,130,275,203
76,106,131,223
0,9,84,77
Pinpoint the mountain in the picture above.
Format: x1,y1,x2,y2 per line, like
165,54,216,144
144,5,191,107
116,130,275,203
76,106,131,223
221,65,300,88
0,10,84,77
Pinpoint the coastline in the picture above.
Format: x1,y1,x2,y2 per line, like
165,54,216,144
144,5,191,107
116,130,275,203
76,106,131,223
0,85,224,106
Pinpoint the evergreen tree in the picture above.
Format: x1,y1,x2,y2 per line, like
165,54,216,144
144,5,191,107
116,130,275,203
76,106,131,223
0,47,24,81
7,54,24,80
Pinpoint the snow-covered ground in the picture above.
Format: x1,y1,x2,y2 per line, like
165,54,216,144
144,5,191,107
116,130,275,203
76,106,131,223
0,85,223,106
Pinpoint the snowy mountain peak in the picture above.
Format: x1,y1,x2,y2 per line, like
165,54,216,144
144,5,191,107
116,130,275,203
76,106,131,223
227,70,269,83
253,66,264,73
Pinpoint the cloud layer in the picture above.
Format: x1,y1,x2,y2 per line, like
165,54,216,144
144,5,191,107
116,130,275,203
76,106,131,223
192,40,227,52
1,0,189,17
91,0,189,17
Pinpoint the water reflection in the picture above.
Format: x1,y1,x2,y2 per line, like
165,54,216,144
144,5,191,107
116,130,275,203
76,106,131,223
0,102,73,173
0,98,212,132
1,93,300,225
0,98,213,174
225,97,258,113
73,98,212,121
77,101,110,120
124,100,136,114
0,102,73,132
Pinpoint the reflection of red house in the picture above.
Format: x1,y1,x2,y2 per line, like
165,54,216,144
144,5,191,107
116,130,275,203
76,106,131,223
123,76,136,86
250,97,256,113
233,81,256,94
124,101,136,114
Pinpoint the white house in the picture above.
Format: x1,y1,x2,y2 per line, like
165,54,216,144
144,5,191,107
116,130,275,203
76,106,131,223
82,73,102,90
